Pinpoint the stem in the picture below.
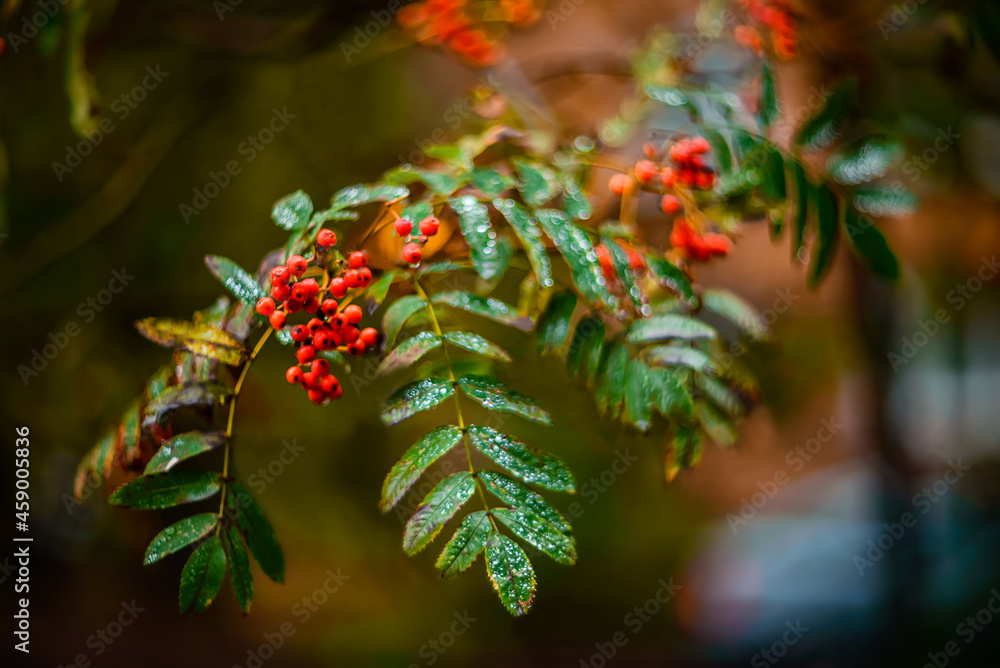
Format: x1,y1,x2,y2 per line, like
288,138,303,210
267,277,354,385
218,327,273,521
412,277,496,525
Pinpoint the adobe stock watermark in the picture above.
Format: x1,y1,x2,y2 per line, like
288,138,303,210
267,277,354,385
920,588,1000,668
579,578,683,667
51,65,170,182
178,107,296,224
17,268,135,386
749,620,810,667
853,459,970,576
246,439,305,494
878,0,932,40
56,600,145,668
726,416,843,533
888,254,999,372
901,126,961,182
714,287,798,375
406,610,477,667
233,567,350,668
340,1,407,63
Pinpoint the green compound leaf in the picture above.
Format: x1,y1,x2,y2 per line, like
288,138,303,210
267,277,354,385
853,186,918,218
791,161,811,255
136,318,245,366
701,290,772,342
432,291,532,331
485,533,536,617
330,183,409,209
145,431,226,475
382,295,428,350
627,314,716,344
436,511,493,578
491,508,577,565
758,60,778,129
382,378,456,426
403,472,476,555
808,182,840,288
827,135,902,186
179,534,227,613
364,270,402,308
512,157,559,206
597,343,629,417
144,513,219,565
378,331,442,376
536,290,577,357
143,382,232,428
696,400,740,448
646,256,696,304
604,237,642,309
470,166,515,197
645,345,716,374
843,206,900,281
270,190,313,231
204,255,265,307
623,360,654,433
796,78,857,151
562,172,593,221
494,198,554,289
457,375,552,425
443,331,512,362
697,375,745,418
566,316,604,379
225,527,253,615
450,195,509,281
413,168,465,196
380,426,464,513
667,426,703,481
467,425,575,493
478,470,573,535
650,367,694,417
228,483,285,584
108,471,220,510
535,208,613,308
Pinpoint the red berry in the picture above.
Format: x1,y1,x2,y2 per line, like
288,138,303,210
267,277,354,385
343,269,361,288
360,327,378,348
285,366,303,384
395,218,413,236
402,242,422,265
307,318,325,333
696,171,715,190
269,311,286,330
690,136,711,154
270,266,290,286
300,278,319,298
608,173,632,196
419,216,440,236
287,255,308,276
660,167,677,188
343,304,363,325
317,229,337,248
291,325,310,343
304,297,320,314
357,266,372,287
313,330,335,350
296,345,316,364
291,282,310,302
341,326,360,344
643,142,657,159
661,195,682,215
321,299,339,317
311,359,330,376
272,284,291,302
320,375,340,393
255,297,276,316
307,388,327,405
328,384,343,400
333,313,348,328
285,299,303,314
330,277,348,299
301,371,320,390
348,251,369,268
634,160,659,184
346,340,365,357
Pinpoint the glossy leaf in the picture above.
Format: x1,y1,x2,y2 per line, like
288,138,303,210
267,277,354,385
645,345,715,374
143,383,232,428
403,472,476,555
645,85,696,113
701,290,772,341
646,257,696,304
650,367,694,417
331,183,409,209
204,255,265,307
145,431,226,474
467,425,575,492
705,129,733,175
827,135,902,186
623,360,654,433
535,208,611,307
109,471,220,510
365,270,401,308
697,375,744,418
566,316,604,379
758,60,778,129
494,198,554,288
271,190,313,231
485,533,536,617
179,534,227,613
457,375,552,425
536,291,577,357
382,378,455,426
512,157,558,206
450,195,509,281
135,318,245,366
627,314,716,344
796,78,857,150
666,426,703,482
791,161,810,255
843,207,900,281
144,513,219,565
605,238,642,309
563,173,593,220
443,331,512,362
597,344,629,417
436,511,493,578
470,167,515,197
380,426,464,512
808,182,840,287
478,471,573,535
696,401,739,448
415,168,465,196
228,483,285,583
382,295,428,349
378,332,442,376
432,291,532,330
225,527,253,615
491,508,576,565
853,186,918,218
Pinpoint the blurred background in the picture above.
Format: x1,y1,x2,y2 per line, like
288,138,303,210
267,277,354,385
2,0,1000,666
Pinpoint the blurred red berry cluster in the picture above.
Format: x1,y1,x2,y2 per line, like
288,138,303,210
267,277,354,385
397,0,541,66
734,0,798,60
254,231,380,405
670,219,731,262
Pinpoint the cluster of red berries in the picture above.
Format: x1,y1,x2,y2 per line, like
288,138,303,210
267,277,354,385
253,229,380,405
608,136,717,217
393,213,440,266
398,0,512,66
669,219,731,262
735,0,798,60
